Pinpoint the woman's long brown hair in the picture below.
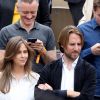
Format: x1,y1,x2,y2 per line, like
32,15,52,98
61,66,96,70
0,36,34,93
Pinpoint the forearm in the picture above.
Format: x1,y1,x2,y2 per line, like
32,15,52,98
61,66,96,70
38,84,80,99
54,90,80,98
81,48,93,58
41,48,57,64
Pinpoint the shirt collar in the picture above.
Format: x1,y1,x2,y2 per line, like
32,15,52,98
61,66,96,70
62,56,79,69
11,71,39,81
15,21,39,30
91,18,100,29
73,56,79,65
11,72,29,80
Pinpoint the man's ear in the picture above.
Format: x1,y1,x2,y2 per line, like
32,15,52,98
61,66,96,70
58,43,64,53
60,46,64,53
15,2,19,12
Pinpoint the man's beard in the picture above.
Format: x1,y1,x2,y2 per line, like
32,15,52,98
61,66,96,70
64,51,79,61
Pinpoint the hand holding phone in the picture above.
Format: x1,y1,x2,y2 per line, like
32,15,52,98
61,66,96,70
28,38,37,43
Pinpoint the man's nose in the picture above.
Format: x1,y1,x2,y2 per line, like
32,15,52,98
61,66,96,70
26,13,33,18
74,45,79,51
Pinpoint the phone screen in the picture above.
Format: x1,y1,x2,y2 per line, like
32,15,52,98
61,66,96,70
28,38,37,43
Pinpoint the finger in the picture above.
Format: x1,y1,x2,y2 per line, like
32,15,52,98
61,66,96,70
38,84,45,90
45,83,53,90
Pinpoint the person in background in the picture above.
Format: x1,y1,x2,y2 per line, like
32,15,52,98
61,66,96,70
0,0,51,30
78,0,93,25
78,0,100,99
64,0,86,26
0,36,39,100
35,25,96,100
36,0,52,26
0,0,56,73
47,0,52,14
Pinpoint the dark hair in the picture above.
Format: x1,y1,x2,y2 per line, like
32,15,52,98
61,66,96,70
58,25,84,53
0,36,34,93
93,0,100,11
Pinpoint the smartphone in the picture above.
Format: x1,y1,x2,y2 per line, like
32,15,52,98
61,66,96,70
28,38,37,43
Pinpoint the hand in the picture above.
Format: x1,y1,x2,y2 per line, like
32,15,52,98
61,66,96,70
91,43,100,55
29,39,46,54
38,83,53,90
67,90,80,98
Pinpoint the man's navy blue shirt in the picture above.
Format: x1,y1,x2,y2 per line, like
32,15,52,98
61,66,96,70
78,18,100,96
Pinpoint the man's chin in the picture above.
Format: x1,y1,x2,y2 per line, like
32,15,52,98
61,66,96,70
24,20,34,25
72,55,79,60
25,23,33,26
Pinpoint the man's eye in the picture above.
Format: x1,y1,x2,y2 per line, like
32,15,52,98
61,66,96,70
23,11,29,14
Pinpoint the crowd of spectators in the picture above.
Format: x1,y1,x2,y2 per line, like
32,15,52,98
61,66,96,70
0,0,99,100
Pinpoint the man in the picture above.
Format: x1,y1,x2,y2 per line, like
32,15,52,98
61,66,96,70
0,0,51,30
78,0,100,99
35,25,96,100
0,0,56,73
64,0,85,26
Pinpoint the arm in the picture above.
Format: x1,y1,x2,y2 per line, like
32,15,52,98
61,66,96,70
29,40,56,64
36,63,80,99
78,26,100,59
0,28,9,50
38,83,80,98
42,27,57,63
0,28,9,69
73,63,96,100
40,47,57,64
29,28,57,64
38,66,96,100
77,26,92,59
36,60,96,100
80,41,100,60
34,87,66,100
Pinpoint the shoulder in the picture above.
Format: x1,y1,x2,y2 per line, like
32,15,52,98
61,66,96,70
78,20,93,34
78,21,91,29
0,23,16,33
35,22,53,32
44,58,62,70
81,59,96,80
30,71,40,80
79,58,96,72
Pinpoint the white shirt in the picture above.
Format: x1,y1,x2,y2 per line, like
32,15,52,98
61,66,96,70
61,57,79,90
0,72,39,100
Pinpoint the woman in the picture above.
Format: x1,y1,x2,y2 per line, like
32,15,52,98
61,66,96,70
0,36,39,100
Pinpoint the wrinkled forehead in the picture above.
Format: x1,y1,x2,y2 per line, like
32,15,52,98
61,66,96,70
18,1,39,11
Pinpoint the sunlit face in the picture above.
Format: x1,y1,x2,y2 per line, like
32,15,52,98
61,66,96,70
93,7,100,25
63,33,82,61
12,43,28,67
17,1,39,27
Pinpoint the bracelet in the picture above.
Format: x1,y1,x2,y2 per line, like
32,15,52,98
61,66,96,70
40,47,47,55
